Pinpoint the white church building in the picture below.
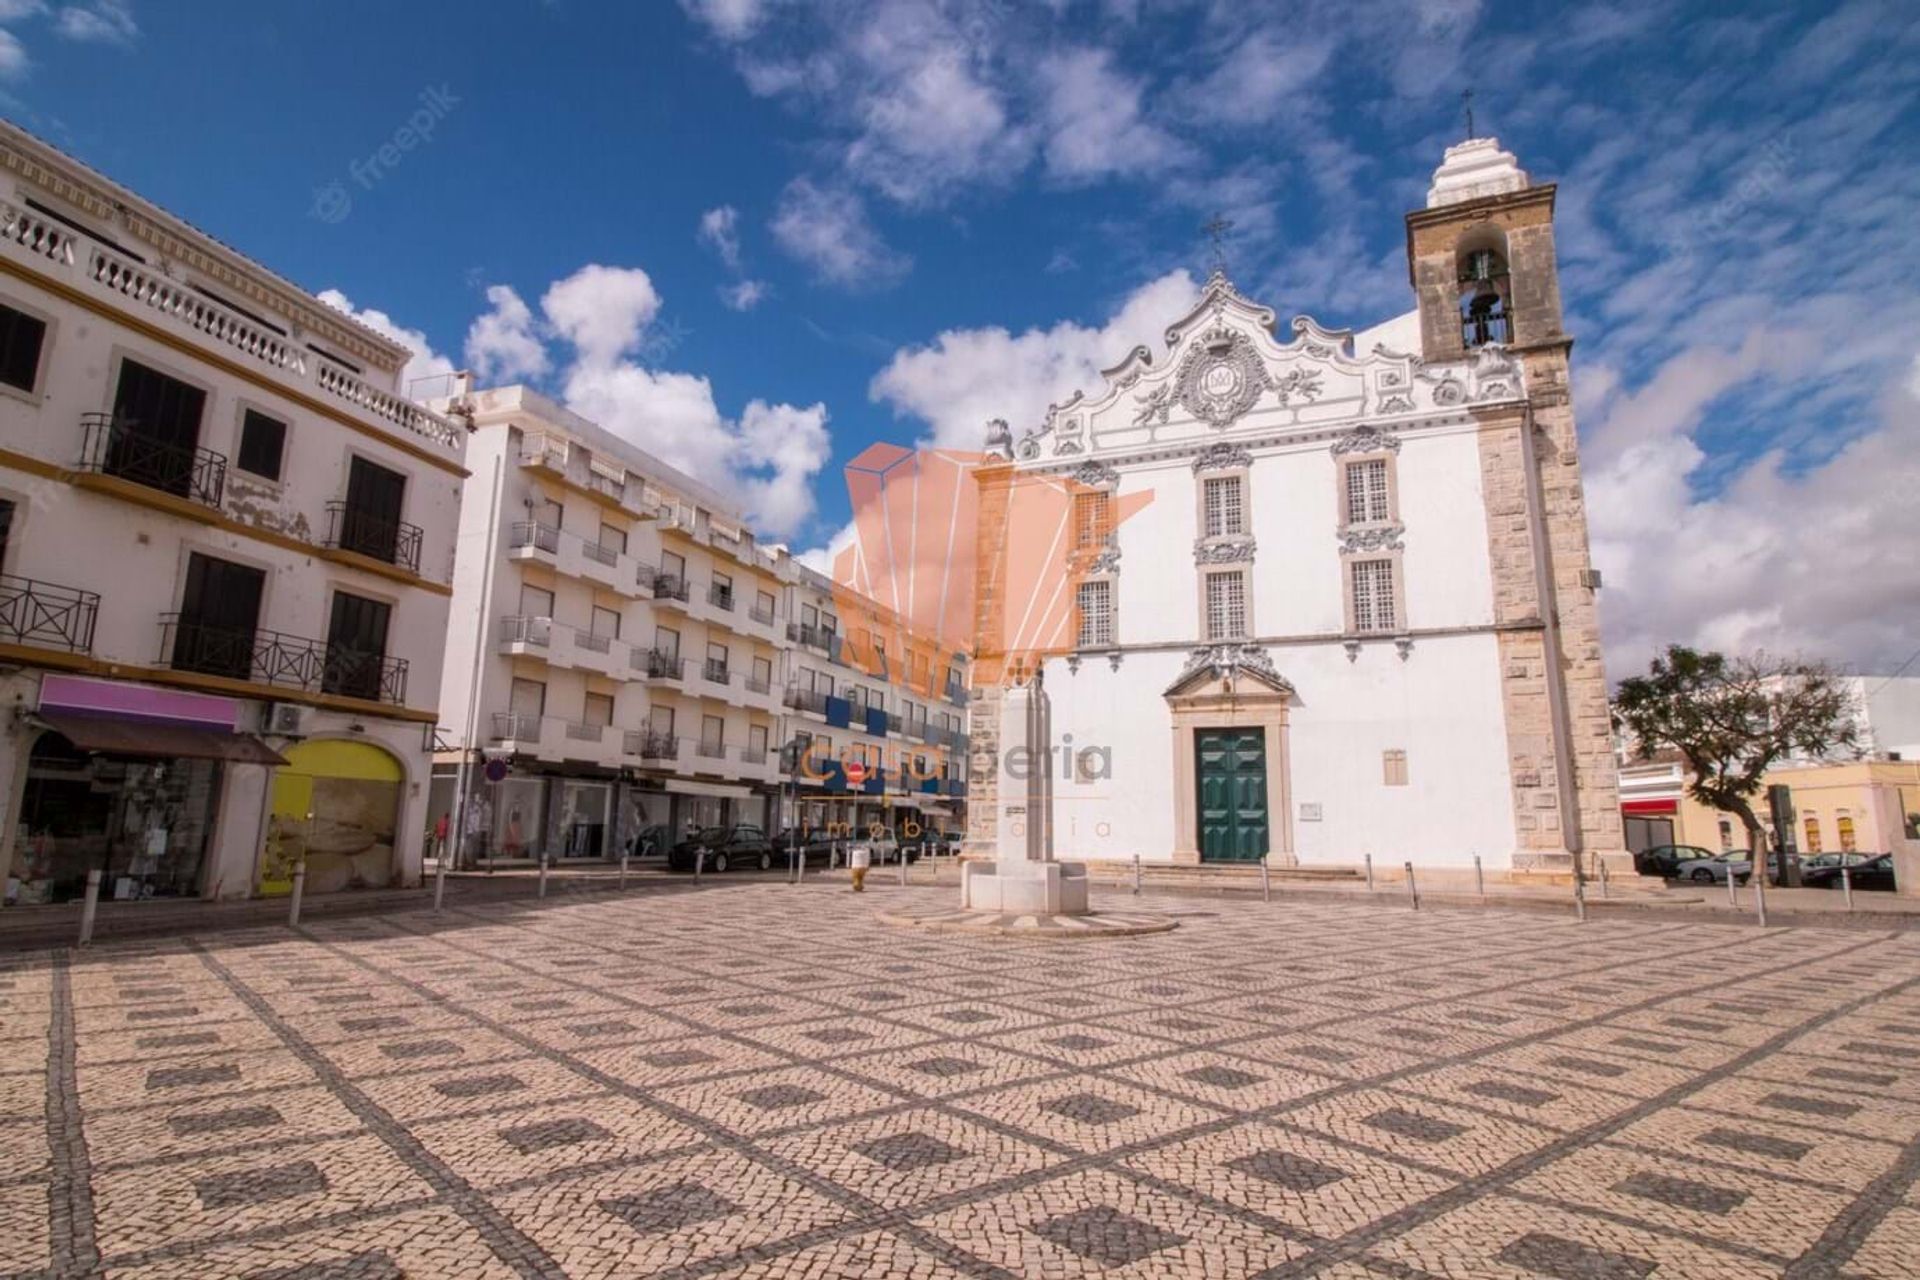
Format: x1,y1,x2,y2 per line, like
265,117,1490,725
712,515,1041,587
966,138,1623,877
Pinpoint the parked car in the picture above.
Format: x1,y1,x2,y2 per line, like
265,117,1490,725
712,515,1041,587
1634,844,1718,878
1801,852,1872,872
1804,852,1897,892
1728,850,1797,885
1673,851,1753,884
667,824,775,872
627,824,670,859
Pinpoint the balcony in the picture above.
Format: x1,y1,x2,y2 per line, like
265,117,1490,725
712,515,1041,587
490,711,544,745
159,615,408,705
694,739,727,762
749,602,776,628
499,615,553,652
643,650,685,682
783,685,827,717
636,731,681,763
707,583,735,612
744,674,772,697
787,622,832,652
323,501,424,575
77,412,227,509
0,574,100,654
519,435,569,475
652,573,692,610
564,720,606,745
508,521,561,558
582,540,618,567
703,659,731,688
585,470,625,503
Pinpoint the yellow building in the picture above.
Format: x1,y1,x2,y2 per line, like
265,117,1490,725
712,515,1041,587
1664,761,1920,861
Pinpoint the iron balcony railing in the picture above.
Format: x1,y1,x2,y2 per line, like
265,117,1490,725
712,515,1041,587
741,746,769,765
492,711,542,741
586,471,624,501
0,574,99,653
622,729,647,756
78,412,226,508
695,739,726,760
509,521,560,554
500,615,553,647
749,603,775,626
704,659,730,685
652,572,690,603
638,731,679,760
565,721,605,743
324,501,423,574
783,685,827,715
745,674,771,695
160,615,408,705
707,583,734,611
576,628,613,654
645,650,685,680
582,540,618,567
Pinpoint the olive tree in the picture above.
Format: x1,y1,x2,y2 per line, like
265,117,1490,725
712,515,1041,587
1614,646,1859,886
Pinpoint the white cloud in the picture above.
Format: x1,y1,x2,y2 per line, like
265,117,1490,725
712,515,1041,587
1178,29,1335,125
719,279,769,311
463,284,549,383
0,28,27,77
1035,46,1183,183
869,268,1200,448
316,288,457,396
0,1,46,23
539,264,663,369
698,204,743,269
770,177,910,289
52,0,134,44
679,0,769,42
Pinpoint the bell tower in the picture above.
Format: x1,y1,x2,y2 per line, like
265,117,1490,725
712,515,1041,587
1406,137,1624,875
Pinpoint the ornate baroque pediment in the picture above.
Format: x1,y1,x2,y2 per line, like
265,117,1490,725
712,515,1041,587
1164,643,1292,697
1338,525,1404,553
1194,535,1257,564
1191,442,1253,473
1330,425,1400,456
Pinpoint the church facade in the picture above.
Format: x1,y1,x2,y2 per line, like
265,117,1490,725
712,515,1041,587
966,138,1623,876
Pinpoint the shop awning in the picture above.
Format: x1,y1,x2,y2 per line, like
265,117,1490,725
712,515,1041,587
1621,799,1679,816
34,714,289,766
665,778,754,800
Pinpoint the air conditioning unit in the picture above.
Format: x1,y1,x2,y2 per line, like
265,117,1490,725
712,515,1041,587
266,703,308,737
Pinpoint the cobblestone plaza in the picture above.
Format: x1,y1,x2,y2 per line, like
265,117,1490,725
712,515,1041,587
6,884,1920,1278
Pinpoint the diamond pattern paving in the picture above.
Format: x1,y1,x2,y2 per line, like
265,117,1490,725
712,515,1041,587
12,882,1920,1277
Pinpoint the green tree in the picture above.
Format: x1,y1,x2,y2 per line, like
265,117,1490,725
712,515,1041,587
1614,646,1859,886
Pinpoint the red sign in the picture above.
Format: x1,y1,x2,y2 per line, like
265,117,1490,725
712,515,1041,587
843,760,868,786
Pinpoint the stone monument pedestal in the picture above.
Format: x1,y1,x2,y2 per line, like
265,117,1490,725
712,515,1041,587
960,858,1089,914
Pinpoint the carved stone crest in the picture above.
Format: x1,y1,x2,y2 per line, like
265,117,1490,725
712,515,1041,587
1329,425,1401,456
1069,459,1118,488
1174,327,1273,429
1191,442,1253,473
1338,525,1404,554
1194,536,1257,565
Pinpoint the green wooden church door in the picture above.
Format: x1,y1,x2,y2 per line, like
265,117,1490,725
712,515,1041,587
1195,728,1269,862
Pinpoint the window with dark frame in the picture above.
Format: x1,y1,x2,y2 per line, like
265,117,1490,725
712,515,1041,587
0,303,47,393
236,409,287,481
323,590,393,701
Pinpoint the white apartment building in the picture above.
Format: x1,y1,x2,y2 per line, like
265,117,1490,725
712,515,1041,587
430,385,792,860
0,122,467,907
781,564,969,839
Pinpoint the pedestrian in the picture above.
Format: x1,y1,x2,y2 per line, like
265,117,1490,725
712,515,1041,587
433,812,450,859
850,842,870,893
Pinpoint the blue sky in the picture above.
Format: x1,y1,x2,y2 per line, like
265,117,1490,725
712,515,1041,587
4,0,1918,674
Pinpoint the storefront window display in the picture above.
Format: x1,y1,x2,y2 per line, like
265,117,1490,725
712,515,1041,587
492,776,546,860
8,733,220,903
558,780,612,858
261,741,403,895
623,788,671,857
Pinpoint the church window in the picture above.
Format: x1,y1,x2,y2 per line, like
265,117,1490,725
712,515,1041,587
1345,459,1391,524
1074,491,1112,549
1803,814,1822,853
1383,749,1409,786
1204,571,1247,640
1203,476,1245,537
1349,559,1396,634
1076,579,1113,648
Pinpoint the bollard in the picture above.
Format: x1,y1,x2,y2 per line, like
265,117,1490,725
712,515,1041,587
898,847,909,888
1132,853,1142,896
1597,856,1610,900
1260,859,1271,903
433,858,448,914
289,860,306,927
696,848,707,879
619,853,630,890
1473,853,1484,901
1364,853,1374,892
1404,861,1418,911
1725,868,1737,908
537,855,551,899
1574,875,1587,923
78,868,102,947
1842,864,1854,912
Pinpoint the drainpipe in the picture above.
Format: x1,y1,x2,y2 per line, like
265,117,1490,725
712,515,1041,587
1518,403,1585,885
450,449,504,873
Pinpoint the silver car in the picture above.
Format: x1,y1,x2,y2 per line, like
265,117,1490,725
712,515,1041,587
1673,851,1752,884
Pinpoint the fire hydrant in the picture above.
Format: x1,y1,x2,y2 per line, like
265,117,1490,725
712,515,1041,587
849,843,871,892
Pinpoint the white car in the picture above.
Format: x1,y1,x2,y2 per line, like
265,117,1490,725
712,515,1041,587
1672,852,1750,884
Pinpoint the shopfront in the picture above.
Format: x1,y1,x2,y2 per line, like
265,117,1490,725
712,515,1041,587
5,676,283,905
261,740,405,895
